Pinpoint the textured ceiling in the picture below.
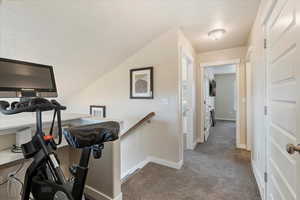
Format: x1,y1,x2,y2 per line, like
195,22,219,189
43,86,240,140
0,0,260,97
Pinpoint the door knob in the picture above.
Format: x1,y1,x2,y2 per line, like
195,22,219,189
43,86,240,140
286,144,300,154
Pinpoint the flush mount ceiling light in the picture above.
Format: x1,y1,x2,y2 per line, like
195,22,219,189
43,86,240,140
208,29,226,40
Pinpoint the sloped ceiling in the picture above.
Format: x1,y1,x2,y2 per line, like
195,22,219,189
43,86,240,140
0,0,260,98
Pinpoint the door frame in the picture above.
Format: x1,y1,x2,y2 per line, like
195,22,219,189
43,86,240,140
199,59,241,148
297,0,300,197
260,1,277,198
179,47,197,153
246,46,253,151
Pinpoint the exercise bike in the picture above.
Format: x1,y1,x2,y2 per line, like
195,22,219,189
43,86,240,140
0,98,120,200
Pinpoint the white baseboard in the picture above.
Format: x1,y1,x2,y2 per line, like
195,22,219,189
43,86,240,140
246,144,251,151
192,141,198,150
236,143,247,149
197,137,204,144
148,156,183,170
121,159,148,180
251,162,265,200
215,118,236,121
186,141,198,150
85,185,122,200
114,193,123,200
121,156,183,182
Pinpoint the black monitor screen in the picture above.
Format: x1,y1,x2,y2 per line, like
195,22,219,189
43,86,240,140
0,58,57,97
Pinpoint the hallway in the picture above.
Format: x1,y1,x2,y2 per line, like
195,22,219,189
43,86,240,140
122,120,261,200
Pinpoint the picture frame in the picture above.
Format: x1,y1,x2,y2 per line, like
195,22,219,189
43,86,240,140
130,67,153,99
90,105,106,118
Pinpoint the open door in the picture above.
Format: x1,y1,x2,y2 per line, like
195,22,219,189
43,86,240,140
203,75,211,141
181,54,195,150
266,0,300,198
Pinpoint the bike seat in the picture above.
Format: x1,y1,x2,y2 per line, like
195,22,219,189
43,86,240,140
63,121,120,148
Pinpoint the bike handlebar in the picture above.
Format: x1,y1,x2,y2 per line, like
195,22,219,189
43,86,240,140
0,98,66,115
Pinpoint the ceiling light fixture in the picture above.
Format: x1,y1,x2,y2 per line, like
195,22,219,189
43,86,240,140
208,29,226,40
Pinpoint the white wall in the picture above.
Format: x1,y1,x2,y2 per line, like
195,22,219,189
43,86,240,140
197,46,247,145
66,30,183,176
215,73,236,120
0,0,176,101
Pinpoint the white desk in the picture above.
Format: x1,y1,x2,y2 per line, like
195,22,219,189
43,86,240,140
0,112,89,133
0,113,106,166
0,113,124,200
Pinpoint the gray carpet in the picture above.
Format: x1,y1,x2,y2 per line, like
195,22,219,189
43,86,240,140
122,120,261,200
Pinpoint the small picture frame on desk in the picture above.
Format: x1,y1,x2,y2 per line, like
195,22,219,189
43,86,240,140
90,105,106,118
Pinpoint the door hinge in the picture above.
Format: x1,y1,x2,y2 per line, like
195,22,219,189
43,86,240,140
264,172,268,183
264,38,267,49
264,106,268,115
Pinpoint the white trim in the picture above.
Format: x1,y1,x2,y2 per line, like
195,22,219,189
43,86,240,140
148,156,183,170
197,137,203,144
236,143,247,149
199,59,241,149
178,47,184,167
179,47,197,154
121,157,183,182
85,185,123,200
200,59,241,67
246,46,253,62
185,138,198,150
114,193,123,200
236,63,241,150
252,162,265,200
260,0,277,25
215,118,236,121
121,159,148,180
245,61,252,151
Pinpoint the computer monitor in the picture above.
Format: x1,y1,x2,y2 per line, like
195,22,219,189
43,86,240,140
0,58,58,98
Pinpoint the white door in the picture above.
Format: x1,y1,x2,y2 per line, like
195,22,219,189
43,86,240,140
252,23,268,198
246,62,252,151
203,74,211,141
266,0,300,199
181,55,194,149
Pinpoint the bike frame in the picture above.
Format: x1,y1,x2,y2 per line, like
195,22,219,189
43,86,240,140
21,109,90,200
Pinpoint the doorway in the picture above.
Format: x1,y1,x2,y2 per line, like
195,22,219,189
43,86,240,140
199,59,241,147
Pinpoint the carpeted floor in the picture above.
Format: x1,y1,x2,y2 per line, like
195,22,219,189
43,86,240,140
122,120,261,200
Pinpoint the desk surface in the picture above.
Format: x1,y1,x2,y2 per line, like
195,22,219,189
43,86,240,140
0,112,89,132
0,137,70,166
0,112,88,166
0,113,128,166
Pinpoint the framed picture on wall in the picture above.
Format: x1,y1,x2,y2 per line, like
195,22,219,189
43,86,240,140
130,67,154,99
90,105,106,118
